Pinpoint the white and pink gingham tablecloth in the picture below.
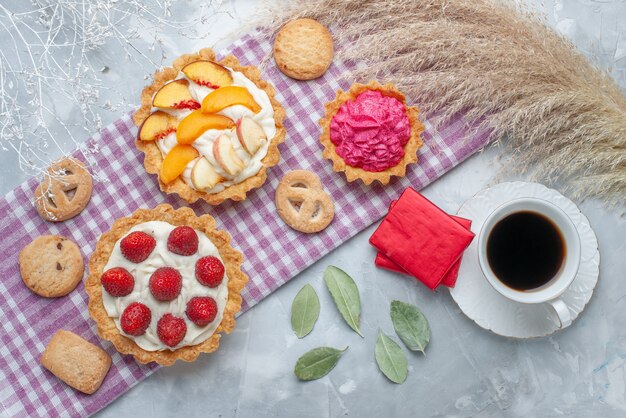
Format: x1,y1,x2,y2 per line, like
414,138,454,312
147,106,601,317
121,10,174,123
0,34,490,417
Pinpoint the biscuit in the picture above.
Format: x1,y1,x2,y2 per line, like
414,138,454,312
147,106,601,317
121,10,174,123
34,157,93,222
275,170,334,233
273,18,334,80
41,330,111,395
19,235,84,298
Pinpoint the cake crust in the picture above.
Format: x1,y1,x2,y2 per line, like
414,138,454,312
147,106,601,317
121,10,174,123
319,80,424,185
85,204,248,366
134,48,286,205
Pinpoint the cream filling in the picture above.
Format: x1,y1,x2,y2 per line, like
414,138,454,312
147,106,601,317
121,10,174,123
155,67,276,194
102,221,229,352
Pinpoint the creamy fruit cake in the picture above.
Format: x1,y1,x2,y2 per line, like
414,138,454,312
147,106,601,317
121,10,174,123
133,48,286,205
86,205,247,365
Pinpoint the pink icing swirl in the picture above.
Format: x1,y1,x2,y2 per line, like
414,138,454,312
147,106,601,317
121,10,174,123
329,90,410,172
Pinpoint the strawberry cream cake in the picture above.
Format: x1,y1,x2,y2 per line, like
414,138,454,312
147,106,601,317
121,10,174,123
320,81,424,185
133,48,286,205
86,204,247,365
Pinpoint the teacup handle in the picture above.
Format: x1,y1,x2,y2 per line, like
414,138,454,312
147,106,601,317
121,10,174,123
548,299,572,328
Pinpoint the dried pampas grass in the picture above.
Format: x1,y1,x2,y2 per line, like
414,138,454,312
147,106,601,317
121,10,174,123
256,0,626,204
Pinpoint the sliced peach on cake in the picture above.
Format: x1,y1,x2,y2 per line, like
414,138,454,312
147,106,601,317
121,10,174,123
213,134,244,176
152,79,200,110
138,111,178,142
191,157,223,190
236,117,267,155
176,111,235,145
201,86,262,114
182,61,233,89
160,144,199,184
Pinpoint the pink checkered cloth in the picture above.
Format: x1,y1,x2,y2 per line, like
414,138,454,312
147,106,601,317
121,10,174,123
0,34,490,417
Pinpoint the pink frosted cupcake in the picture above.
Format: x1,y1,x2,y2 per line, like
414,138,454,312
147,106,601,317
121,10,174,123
319,81,424,185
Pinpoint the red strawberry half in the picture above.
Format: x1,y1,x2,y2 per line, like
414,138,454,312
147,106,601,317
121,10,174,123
186,297,218,327
101,267,135,297
120,231,156,263
195,256,225,288
149,267,182,301
157,313,187,347
167,226,199,256
120,302,151,336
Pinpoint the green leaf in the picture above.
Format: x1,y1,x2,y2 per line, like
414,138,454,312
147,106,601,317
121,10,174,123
390,300,431,354
291,284,320,338
323,266,363,337
294,346,348,381
375,332,408,384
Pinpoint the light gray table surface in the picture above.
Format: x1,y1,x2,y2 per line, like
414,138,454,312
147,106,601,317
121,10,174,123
1,1,625,417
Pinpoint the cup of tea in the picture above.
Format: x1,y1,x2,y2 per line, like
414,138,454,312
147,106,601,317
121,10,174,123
477,197,581,328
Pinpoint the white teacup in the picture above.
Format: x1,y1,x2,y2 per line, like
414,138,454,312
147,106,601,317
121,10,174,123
477,197,581,328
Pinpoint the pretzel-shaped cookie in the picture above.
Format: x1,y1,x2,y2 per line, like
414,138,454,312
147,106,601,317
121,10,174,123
275,170,335,233
34,157,93,222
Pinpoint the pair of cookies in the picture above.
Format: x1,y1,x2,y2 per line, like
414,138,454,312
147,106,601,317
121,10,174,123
22,157,92,298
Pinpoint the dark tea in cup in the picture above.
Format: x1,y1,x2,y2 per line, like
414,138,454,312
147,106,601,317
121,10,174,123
486,211,565,291
477,197,581,328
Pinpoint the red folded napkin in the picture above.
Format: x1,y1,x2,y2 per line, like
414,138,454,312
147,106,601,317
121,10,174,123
369,188,475,289
375,221,471,287
375,200,472,287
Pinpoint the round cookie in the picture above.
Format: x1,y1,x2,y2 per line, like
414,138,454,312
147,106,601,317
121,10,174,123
19,235,84,298
273,18,334,80
35,157,93,222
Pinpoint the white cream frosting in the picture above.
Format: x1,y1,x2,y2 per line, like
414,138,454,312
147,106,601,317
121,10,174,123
154,67,276,194
102,221,229,352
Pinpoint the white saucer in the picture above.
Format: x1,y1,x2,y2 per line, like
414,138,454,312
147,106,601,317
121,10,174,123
449,182,600,338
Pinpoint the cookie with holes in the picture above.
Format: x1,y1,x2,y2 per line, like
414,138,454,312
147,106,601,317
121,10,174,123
34,157,93,222
19,235,84,298
275,170,335,233
85,204,248,365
